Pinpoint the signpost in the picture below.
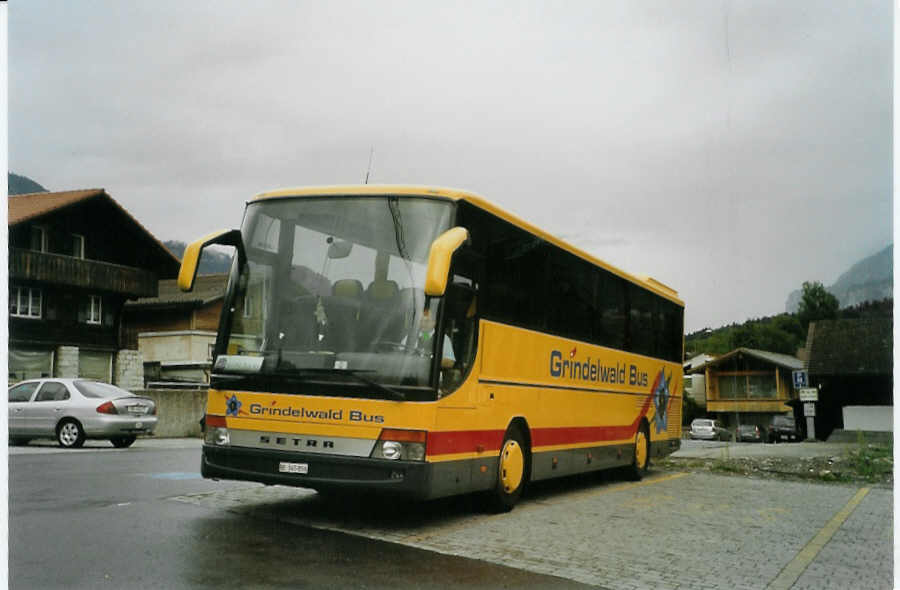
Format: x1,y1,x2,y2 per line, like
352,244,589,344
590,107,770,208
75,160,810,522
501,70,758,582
797,384,817,441
793,372,816,441
799,388,819,402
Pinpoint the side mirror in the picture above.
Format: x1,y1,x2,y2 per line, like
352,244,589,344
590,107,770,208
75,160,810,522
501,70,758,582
178,229,246,292
424,227,469,297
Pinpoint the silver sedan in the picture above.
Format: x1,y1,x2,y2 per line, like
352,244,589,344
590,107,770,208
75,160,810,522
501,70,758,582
8,379,157,448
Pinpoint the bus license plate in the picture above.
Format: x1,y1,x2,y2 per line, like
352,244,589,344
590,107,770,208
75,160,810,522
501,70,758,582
278,462,308,474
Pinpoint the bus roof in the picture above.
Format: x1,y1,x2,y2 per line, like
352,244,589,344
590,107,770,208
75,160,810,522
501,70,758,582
252,185,684,306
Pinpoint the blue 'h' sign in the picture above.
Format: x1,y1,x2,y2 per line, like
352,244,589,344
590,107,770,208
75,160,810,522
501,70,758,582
792,370,808,389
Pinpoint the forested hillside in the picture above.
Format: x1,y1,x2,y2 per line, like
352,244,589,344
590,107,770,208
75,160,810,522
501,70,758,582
8,172,48,195
686,298,892,358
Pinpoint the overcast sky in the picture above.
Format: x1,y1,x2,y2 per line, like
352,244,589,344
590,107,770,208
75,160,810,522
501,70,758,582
8,1,893,332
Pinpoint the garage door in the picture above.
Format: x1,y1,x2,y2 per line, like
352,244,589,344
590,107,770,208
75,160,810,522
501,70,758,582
79,350,113,382
9,348,53,384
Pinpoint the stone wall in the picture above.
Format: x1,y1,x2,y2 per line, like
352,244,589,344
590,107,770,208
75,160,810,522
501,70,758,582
54,346,79,378
114,349,144,390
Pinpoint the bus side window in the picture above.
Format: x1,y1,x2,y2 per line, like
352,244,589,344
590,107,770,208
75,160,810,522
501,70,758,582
439,280,478,394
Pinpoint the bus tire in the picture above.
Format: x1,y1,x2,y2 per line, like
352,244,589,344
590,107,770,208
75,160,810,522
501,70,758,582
628,422,650,481
487,425,528,513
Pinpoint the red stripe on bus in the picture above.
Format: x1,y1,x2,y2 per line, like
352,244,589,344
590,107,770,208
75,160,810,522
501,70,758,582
531,424,635,446
427,430,505,456
428,395,656,456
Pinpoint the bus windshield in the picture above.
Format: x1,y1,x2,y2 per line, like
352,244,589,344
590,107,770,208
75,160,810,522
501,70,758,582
215,196,455,395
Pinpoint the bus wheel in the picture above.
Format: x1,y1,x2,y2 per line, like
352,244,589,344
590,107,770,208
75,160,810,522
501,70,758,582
487,426,528,513
628,423,650,481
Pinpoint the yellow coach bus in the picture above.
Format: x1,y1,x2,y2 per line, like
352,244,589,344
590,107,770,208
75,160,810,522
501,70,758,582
179,185,684,511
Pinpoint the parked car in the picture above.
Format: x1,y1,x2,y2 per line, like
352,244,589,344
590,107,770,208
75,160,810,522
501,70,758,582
8,379,157,448
689,418,731,441
767,415,800,443
737,423,764,442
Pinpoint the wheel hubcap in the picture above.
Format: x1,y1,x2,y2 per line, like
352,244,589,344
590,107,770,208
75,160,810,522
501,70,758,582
60,423,78,446
635,430,648,469
499,439,524,494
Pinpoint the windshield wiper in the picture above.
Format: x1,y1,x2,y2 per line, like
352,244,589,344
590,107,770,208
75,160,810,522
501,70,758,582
275,367,406,401
267,367,406,400
211,364,407,401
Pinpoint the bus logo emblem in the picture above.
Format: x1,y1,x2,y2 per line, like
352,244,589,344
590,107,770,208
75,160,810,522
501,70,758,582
225,394,242,417
652,370,671,434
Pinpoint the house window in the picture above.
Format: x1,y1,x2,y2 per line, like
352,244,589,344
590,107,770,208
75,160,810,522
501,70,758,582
10,286,42,319
87,295,102,324
72,234,85,259
30,226,47,252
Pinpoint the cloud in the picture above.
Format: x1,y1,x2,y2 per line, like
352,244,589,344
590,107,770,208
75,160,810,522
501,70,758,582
9,0,892,331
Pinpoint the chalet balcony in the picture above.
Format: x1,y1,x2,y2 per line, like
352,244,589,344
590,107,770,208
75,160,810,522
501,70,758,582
9,248,158,298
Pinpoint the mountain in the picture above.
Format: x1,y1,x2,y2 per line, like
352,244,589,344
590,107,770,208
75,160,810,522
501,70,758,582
786,244,893,312
8,173,48,195
163,240,234,274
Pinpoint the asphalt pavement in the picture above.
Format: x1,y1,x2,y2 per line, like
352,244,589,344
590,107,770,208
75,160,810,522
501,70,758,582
9,437,894,590
9,437,591,589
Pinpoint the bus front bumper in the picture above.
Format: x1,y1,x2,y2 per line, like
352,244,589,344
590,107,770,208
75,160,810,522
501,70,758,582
201,444,433,499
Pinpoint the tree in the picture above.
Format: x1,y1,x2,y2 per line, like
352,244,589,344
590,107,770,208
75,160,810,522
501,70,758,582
797,281,839,330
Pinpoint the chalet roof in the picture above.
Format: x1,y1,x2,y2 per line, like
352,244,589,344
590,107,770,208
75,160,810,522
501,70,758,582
687,347,804,373
9,189,108,224
8,188,181,277
126,274,228,308
806,318,892,376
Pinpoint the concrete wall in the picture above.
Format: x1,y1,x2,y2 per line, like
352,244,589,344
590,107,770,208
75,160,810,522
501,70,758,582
842,405,893,432
138,389,207,438
139,330,216,363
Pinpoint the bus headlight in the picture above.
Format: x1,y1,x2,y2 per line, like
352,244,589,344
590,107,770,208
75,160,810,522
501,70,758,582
370,429,427,461
382,441,403,460
205,427,230,446
204,415,230,446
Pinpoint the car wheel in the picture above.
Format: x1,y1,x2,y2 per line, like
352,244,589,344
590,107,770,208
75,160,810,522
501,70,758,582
486,425,528,512
9,437,30,446
57,419,86,448
628,423,650,481
110,436,137,448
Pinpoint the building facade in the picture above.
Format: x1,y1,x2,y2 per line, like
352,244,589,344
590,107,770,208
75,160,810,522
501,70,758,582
122,274,227,386
805,318,892,439
689,347,803,430
8,189,180,385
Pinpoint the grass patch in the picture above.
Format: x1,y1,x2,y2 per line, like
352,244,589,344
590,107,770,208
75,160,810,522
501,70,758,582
846,444,893,482
709,461,745,475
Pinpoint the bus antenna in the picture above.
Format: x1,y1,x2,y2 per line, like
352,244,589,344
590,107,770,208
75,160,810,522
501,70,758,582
364,147,375,184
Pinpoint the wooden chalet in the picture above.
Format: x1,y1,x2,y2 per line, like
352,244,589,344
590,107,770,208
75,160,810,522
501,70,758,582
687,347,804,430
8,189,180,384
